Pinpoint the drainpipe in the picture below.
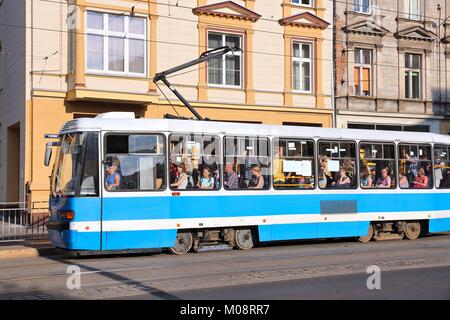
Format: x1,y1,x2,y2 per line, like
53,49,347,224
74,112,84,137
332,0,337,128
27,0,34,205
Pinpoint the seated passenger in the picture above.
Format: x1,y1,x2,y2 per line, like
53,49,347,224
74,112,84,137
298,176,306,189
248,165,265,189
399,173,409,188
439,170,450,188
106,164,121,191
318,161,329,188
412,168,429,189
170,163,188,190
360,166,373,188
224,163,239,190
332,167,351,188
376,168,392,188
197,166,215,190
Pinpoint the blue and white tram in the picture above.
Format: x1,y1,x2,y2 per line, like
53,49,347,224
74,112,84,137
46,112,450,255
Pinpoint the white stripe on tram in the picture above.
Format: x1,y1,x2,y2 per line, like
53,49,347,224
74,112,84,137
69,210,450,233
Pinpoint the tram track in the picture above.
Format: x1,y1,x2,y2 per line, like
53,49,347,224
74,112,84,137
0,234,450,299
1,234,450,280
0,237,447,283
2,254,450,300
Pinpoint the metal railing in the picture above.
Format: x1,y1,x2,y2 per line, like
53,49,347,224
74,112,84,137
0,202,49,242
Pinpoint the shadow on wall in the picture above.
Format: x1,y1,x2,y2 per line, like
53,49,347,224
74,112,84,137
64,101,147,119
431,88,450,117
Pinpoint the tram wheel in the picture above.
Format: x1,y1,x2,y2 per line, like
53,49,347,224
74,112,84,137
234,229,255,250
358,224,374,243
169,232,193,255
403,222,421,240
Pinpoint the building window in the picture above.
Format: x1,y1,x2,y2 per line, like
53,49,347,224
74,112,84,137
291,0,313,7
86,11,147,76
404,0,422,20
354,0,371,14
207,32,242,87
405,53,421,99
348,123,429,132
292,42,313,93
354,48,372,96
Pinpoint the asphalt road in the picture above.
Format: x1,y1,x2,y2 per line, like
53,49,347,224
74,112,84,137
1,233,450,300
167,266,450,300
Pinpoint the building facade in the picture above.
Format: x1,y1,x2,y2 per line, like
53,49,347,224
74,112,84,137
0,0,334,202
335,0,450,134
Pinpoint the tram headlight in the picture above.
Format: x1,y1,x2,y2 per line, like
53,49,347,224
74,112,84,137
57,210,75,220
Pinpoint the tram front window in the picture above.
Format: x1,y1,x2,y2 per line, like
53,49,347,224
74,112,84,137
52,132,99,197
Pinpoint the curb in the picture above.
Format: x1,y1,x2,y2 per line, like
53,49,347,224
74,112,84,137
0,246,56,260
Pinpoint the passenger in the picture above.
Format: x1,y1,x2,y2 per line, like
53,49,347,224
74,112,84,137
243,152,255,187
435,161,445,186
412,167,429,189
360,166,373,188
224,163,239,190
439,170,450,188
424,162,432,180
106,164,121,191
319,158,332,188
370,168,377,180
376,168,392,188
399,173,409,188
197,166,215,190
318,165,328,189
332,167,351,188
169,160,178,183
298,176,306,189
170,163,188,190
248,165,265,189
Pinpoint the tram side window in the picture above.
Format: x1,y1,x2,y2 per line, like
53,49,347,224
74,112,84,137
359,143,396,189
273,138,315,190
169,134,220,190
318,140,357,189
434,145,450,189
398,144,433,189
104,134,166,191
224,136,271,190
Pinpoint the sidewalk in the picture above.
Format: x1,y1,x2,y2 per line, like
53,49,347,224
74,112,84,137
0,240,56,260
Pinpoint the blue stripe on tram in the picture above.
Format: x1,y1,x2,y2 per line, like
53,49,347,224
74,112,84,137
48,192,450,251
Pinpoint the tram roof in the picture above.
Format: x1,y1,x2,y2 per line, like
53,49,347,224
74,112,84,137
60,113,450,145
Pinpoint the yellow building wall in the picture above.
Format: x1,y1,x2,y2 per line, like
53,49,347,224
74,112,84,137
24,0,335,203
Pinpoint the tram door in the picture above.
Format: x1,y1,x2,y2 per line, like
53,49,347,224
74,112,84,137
101,133,171,250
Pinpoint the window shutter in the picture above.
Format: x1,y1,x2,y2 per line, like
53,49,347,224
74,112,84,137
362,68,370,92
354,67,360,92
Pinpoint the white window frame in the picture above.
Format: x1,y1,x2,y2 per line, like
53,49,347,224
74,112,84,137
207,31,243,89
404,0,422,20
291,0,313,7
405,53,422,100
354,48,372,97
292,41,314,94
354,0,372,14
85,10,147,77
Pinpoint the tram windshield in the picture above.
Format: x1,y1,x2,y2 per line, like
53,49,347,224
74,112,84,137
51,132,99,197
